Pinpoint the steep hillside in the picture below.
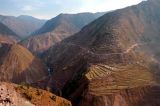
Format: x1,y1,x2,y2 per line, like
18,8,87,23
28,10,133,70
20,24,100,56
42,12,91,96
0,15,46,38
0,82,72,106
21,12,105,55
0,44,48,84
0,22,19,44
42,0,160,105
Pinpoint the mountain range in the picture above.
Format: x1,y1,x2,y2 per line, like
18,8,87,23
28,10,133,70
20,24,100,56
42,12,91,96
41,0,160,105
0,0,160,106
0,14,73,105
21,12,105,55
0,15,46,38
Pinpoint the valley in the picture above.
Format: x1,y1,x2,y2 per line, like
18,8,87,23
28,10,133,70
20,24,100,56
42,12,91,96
0,0,160,106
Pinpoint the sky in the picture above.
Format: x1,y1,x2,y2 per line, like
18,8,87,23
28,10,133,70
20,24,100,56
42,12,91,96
0,0,144,19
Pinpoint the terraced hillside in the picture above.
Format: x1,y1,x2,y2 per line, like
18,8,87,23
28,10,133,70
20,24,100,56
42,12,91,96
0,44,48,84
78,63,160,106
85,64,156,95
42,0,160,105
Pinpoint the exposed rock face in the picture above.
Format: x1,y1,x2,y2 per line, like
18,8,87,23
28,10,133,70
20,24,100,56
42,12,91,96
42,0,160,105
0,82,35,106
0,44,48,84
21,12,105,55
0,82,72,106
0,15,46,38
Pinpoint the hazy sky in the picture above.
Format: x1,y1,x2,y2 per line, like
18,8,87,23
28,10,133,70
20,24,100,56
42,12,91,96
0,0,143,19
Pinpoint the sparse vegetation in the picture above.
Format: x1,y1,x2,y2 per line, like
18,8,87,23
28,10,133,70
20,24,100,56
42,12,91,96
58,101,71,106
15,84,71,106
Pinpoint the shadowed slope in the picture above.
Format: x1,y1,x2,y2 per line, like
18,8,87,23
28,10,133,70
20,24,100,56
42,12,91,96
0,22,19,44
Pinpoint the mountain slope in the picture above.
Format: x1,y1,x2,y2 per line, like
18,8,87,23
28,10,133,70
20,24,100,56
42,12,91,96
42,0,160,105
0,15,46,38
0,44,48,84
0,82,72,106
0,22,19,44
21,12,105,55
33,12,105,35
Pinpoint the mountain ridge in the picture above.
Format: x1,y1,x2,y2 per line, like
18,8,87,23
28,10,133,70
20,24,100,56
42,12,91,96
41,0,160,105
0,44,48,84
21,12,106,55
0,15,46,38
0,22,19,44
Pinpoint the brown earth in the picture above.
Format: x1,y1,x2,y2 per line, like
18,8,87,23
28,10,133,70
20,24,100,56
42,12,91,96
0,15,46,38
0,82,72,106
20,12,105,55
0,44,48,84
42,0,160,105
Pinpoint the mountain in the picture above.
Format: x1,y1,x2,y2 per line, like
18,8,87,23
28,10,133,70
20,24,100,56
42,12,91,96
20,12,105,55
42,0,160,105
0,43,48,84
33,12,105,35
0,22,19,44
0,82,71,106
0,15,46,38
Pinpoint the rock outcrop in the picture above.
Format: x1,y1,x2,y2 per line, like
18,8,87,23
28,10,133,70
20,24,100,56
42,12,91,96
0,82,72,106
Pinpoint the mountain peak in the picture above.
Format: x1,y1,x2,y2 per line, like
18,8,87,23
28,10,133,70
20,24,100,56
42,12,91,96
17,15,34,18
17,15,46,21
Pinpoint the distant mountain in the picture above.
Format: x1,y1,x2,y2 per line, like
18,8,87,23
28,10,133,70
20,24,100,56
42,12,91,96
0,44,48,84
0,22,19,44
21,12,105,55
0,15,46,38
33,12,105,35
42,0,160,106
